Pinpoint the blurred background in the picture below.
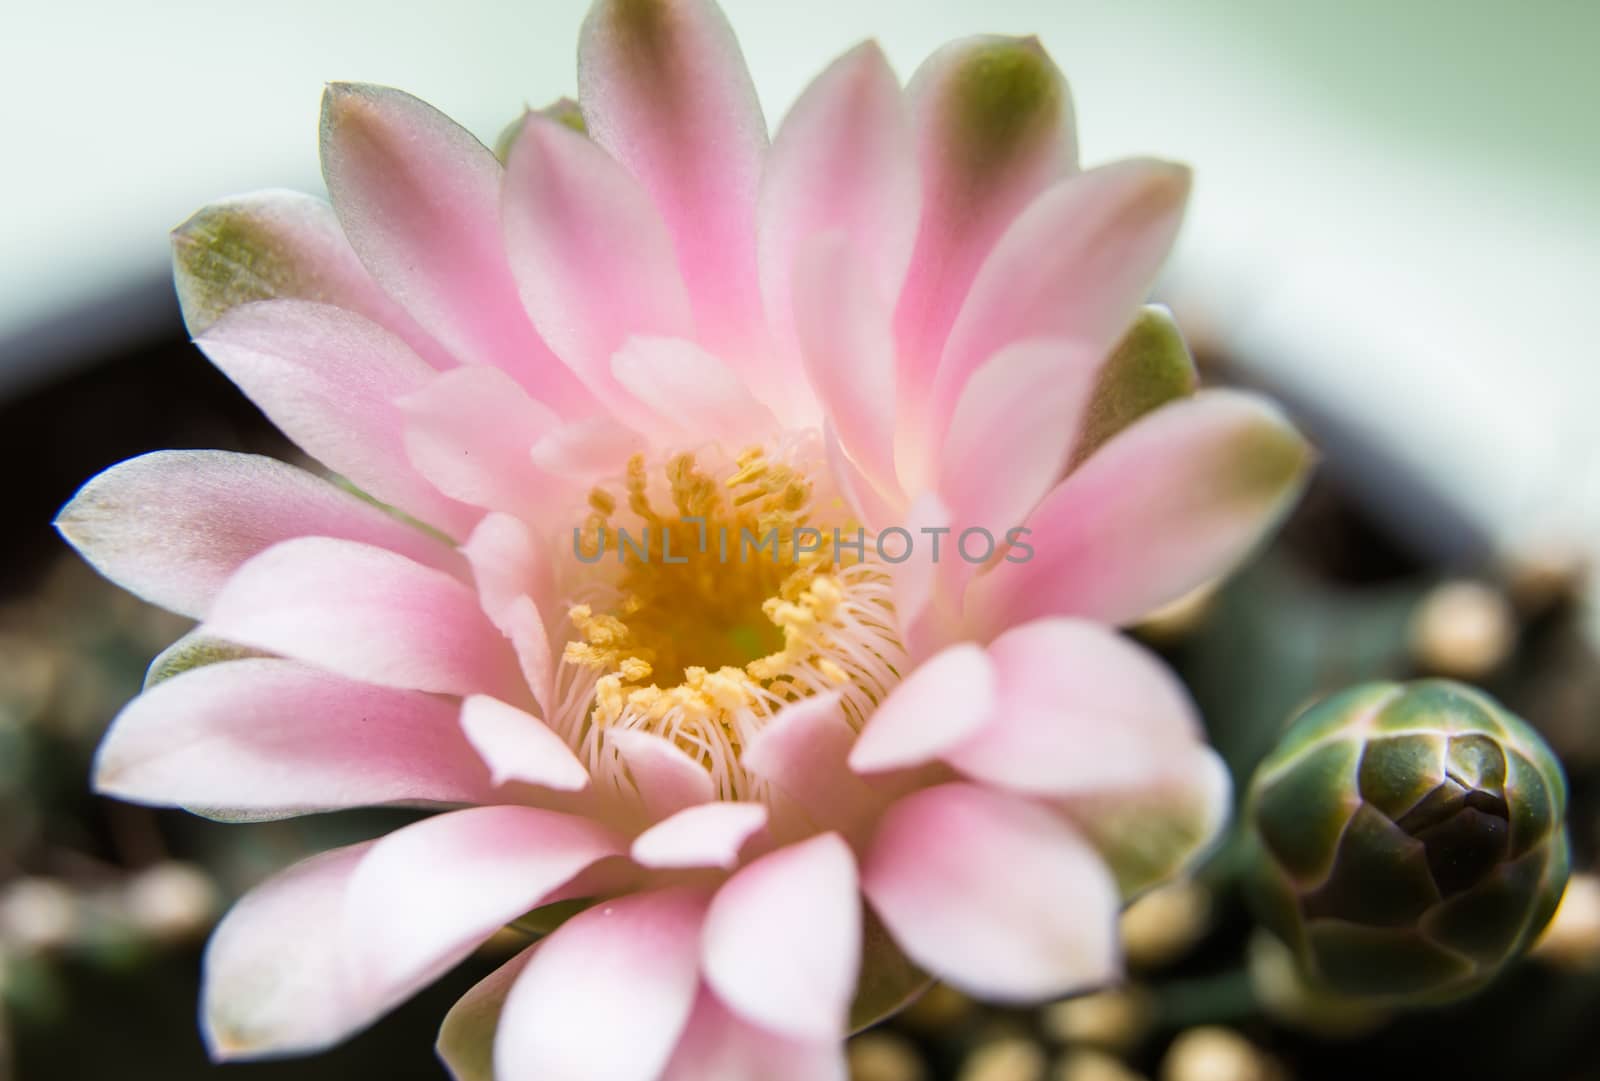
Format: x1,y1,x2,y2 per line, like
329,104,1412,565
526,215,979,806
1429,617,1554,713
2,1,1598,1078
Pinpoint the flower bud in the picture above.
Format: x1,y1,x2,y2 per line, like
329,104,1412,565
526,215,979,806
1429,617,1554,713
1245,680,1569,1003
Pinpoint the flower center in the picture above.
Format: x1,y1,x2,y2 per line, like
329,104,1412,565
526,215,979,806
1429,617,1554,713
548,437,905,800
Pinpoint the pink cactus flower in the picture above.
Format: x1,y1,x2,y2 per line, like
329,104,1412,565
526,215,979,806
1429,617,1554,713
57,0,1310,1077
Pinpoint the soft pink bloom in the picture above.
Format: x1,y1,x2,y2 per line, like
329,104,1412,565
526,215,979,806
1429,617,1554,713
57,1,1310,1078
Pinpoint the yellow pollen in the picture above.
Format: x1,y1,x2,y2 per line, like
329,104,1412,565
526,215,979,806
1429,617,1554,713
555,446,900,794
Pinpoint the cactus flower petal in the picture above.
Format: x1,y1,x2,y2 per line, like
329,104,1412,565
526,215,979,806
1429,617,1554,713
95,659,497,820
54,449,459,618
437,948,533,1081
942,618,1205,796
494,888,709,1081
662,987,848,1081
340,806,624,1010
968,389,1312,631
759,40,919,396
202,842,381,1059
862,783,1120,1002
702,833,861,1040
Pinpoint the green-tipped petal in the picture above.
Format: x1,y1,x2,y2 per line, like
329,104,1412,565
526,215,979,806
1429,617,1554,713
1069,305,1197,469
172,191,344,334
849,906,930,1033
171,192,448,370
144,632,267,689
915,35,1074,190
437,949,534,1081
969,390,1314,633
1062,745,1232,899
494,99,587,163
896,35,1074,367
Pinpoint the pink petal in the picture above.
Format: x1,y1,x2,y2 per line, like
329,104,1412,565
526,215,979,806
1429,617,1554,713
488,601,563,733
460,695,590,792
661,988,847,1081
501,113,693,400
398,365,560,519
862,783,1120,1002
631,801,769,870
742,693,885,837
762,40,918,328
937,338,1102,541
495,887,709,1081
702,833,861,1041
196,300,477,538
462,513,557,713
342,806,623,1010
966,390,1312,632
894,36,1075,390
931,159,1190,430
944,619,1200,796
610,336,777,445
849,644,993,775
888,491,953,660
319,83,594,414
479,606,561,744
171,190,452,368
463,512,552,622
608,727,716,821
95,659,494,821
823,422,900,532
759,41,918,417
792,235,899,496
437,948,535,1081
54,449,459,620
202,842,380,1059
529,414,647,481
203,537,520,699
578,0,769,366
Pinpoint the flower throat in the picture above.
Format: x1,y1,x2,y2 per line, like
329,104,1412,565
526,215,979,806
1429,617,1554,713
554,444,905,798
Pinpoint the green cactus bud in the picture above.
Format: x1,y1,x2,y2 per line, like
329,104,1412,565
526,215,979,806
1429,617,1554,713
1244,679,1570,1004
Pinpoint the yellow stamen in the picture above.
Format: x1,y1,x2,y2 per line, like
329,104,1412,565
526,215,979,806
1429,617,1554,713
551,445,904,799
